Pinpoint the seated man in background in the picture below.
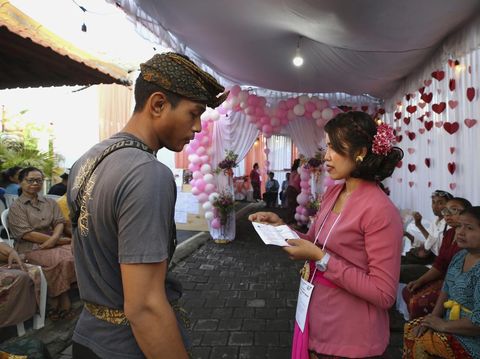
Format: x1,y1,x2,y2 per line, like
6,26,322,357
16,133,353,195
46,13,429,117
263,171,279,208
403,190,453,265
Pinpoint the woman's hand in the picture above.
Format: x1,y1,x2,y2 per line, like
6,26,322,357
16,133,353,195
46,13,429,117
283,239,324,261
412,322,429,337
406,279,423,292
248,212,284,226
39,236,58,249
8,249,27,271
421,314,447,332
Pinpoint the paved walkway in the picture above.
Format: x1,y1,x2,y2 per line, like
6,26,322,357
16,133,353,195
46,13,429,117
51,203,403,358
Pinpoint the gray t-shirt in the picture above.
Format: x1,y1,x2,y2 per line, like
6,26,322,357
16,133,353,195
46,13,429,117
67,133,176,358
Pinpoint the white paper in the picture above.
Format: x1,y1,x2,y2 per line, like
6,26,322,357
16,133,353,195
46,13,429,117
251,222,299,246
174,211,188,224
176,192,199,214
295,278,314,332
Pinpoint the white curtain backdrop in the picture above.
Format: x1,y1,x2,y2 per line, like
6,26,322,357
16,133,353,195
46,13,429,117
383,14,480,221
212,111,259,190
266,135,293,187
285,117,324,157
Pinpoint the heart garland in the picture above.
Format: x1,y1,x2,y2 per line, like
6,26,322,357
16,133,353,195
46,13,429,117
467,87,475,102
406,105,417,114
448,100,458,109
424,121,433,131
408,164,416,172
449,79,455,91
448,162,456,174
425,158,431,167
464,118,477,128
432,102,446,114
421,92,433,103
443,122,459,135
431,70,445,81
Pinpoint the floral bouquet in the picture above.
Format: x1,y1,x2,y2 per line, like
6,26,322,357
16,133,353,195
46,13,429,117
305,196,320,216
212,191,235,225
218,150,238,170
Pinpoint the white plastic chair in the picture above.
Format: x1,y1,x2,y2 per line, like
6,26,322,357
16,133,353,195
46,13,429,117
1,208,14,247
4,194,18,208
45,194,61,201
0,210,47,334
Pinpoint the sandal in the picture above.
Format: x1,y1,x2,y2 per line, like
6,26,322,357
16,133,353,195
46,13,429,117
58,309,77,320
47,308,61,321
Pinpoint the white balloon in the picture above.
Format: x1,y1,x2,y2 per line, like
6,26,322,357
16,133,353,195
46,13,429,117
210,111,220,121
203,173,214,183
200,164,212,174
321,108,334,121
209,192,219,202
200,155,209,163
196,146,206,156
202,201,213,211
204,210,214,220
238,91,248,102
298,95,310,105
193,171,202,179
312,110,322,119
293,104,305,117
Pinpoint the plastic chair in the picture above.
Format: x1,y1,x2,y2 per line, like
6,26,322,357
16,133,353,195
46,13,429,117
4,194,18,208
1,209,14,247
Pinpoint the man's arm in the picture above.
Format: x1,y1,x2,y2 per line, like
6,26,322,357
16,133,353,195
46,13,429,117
121,260,188,359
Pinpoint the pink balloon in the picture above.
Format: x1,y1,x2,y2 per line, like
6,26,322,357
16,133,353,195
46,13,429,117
247,94,258,106
278,100,287,110
262,124,272,133
296,206,303,214
305,101,316,113
191,187,200,196
294,213,301,221
304,112,313,120
196,179,206,192
286,98,298,109
245,107,255,116
230,85,241,97
193,171,202,179
211,217,221,229
317,99,330,110
260,116,270,125
188,163,200,172
196,146,206,156
301,207,309,216
255,108,264,117
258,97,267,107
197,193,209,203
217,107,228,115
204,183,215,194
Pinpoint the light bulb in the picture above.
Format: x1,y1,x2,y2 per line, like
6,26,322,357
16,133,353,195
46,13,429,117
293,55,304,67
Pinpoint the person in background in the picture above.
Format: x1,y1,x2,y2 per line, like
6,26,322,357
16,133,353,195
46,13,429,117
279,172,290,208
402,197,472,319
403,206,480,359
285,159,301,223
249,111,404,358
67,52,228,359
263,171,279,208
250,163,261,201
2,166,22,195
403,190,453,266
48,171,69,196
8,167,75,321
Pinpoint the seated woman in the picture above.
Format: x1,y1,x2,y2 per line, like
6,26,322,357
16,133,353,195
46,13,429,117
403,206,480,359
8,167,76,320
402,197,471,319
0,242,37,328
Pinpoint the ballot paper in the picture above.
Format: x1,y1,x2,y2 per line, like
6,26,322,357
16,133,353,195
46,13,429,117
251,222,299,246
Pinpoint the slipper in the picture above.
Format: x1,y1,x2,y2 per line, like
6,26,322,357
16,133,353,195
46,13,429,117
58,309,77,320
47,308,61,321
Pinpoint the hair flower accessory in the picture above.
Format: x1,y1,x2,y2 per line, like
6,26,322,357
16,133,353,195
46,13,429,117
372,124,396,156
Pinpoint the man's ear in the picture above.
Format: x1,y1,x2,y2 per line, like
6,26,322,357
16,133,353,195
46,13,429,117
148,92,168,116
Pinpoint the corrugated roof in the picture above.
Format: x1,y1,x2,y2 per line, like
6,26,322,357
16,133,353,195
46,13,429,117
0,0,130,89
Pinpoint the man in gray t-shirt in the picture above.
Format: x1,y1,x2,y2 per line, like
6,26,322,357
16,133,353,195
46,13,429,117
67,52,228,359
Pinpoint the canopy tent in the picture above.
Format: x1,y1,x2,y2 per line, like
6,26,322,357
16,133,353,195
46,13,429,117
0,0,130,89
111,0,480,100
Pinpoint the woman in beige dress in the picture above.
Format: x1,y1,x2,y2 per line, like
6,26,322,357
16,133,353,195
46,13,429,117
8,167,76,320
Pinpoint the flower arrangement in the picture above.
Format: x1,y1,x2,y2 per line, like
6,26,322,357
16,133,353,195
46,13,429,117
372,124,396,156
305,196,321,216
212,191,235,225
300,147,326,169
218,150,238,170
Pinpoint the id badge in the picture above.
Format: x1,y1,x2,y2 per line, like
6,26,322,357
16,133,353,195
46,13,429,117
295,277,314,332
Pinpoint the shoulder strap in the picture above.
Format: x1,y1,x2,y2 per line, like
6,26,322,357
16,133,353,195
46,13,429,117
71,138,153,227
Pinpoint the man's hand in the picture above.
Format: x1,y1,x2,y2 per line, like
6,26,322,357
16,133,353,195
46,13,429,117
413,211,423,226
406,279,423,293
248,212,284,226
421,314,447,332
283,239,324,261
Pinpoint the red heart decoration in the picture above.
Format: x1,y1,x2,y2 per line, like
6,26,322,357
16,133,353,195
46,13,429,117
408,164,416,172
425,111,431,118
406,105,417,114
361,106,369,112
408,181,414,188
450,147,455,154
443,122,459,135
448,100,458,109
419,87,425,95
407,148,415,154
464,118,478,128
469,65,472,74
449,79,456,91
394,112,402,119
408,132,416,141
417,115,425,122
396,160,403,168
418,128,425,134
449,183,457,190
431,70,445,81
467,87,475,102
424,79,432,86
405,94,411,101
432,102,446,114
396,135,403,143
425,158,431,168
424,121,433,131
404,117,411,125
428,181,432,188
396,126,402,132
448,162,456,174
435,121,443,128
418,101,427,109
378,108,385,115
421,92,433,103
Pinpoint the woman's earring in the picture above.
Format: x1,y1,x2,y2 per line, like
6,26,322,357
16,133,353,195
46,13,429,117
355,155,364,164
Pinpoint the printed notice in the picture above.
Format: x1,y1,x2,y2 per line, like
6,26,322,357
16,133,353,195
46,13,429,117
251,222,299,246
